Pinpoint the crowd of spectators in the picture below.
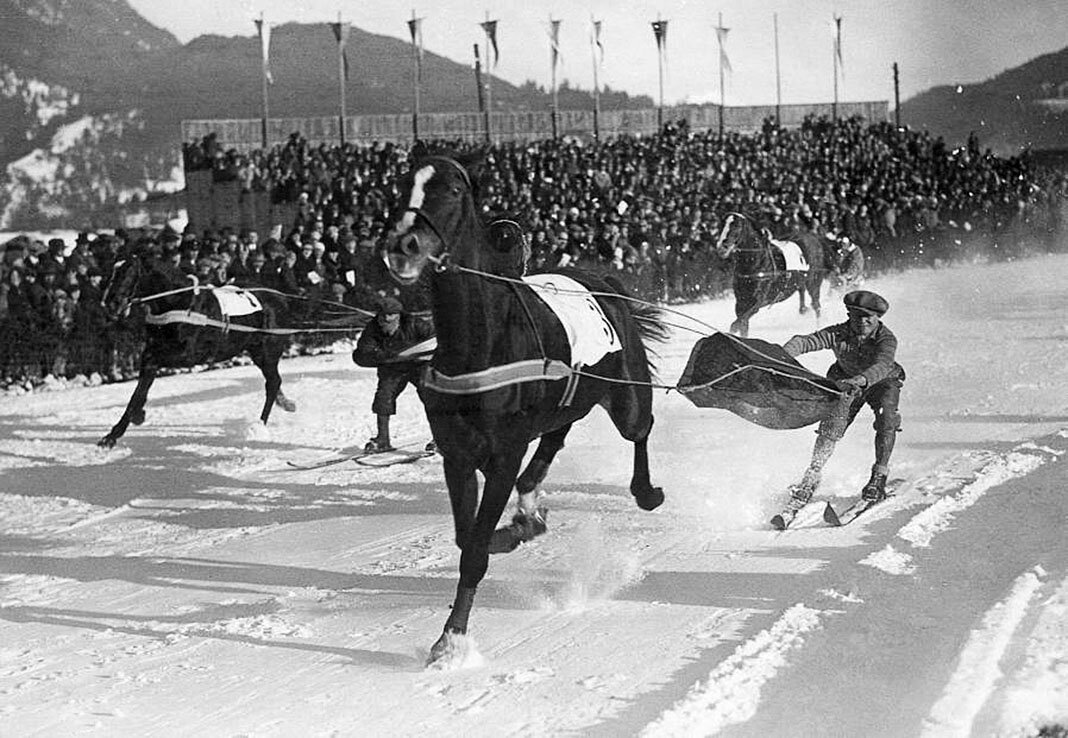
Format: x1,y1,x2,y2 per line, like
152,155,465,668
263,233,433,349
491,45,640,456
2,115,1065,388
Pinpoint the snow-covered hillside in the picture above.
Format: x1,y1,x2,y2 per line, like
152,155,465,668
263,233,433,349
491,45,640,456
2,254,1067,736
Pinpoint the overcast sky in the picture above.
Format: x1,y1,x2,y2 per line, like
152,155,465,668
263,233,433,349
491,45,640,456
127,0,1066,107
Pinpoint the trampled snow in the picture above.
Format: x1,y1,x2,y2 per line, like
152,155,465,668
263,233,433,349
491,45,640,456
2,252,1068,736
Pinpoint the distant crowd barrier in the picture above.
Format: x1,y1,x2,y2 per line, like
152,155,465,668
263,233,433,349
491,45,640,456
181,100,889,149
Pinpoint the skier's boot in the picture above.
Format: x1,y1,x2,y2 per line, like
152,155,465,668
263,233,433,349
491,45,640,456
364,437,393,453
861,469,888,502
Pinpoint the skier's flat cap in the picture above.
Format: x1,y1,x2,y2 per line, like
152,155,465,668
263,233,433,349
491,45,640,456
844,290,889,316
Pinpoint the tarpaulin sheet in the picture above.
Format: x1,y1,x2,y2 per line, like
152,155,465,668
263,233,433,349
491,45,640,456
677,333,840,429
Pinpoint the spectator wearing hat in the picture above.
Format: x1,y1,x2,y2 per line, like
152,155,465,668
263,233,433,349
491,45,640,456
351,295,435,453
830,236,866,290
780,289,905,510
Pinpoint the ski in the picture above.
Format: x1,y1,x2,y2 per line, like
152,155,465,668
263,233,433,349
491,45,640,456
354,447,437,468
285,449,369,471
770,498,819,531
823,479,903,526
284,439,434,471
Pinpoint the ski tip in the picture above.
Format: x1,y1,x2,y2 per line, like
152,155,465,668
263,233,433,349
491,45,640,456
769,514,788,531
823,502,842,526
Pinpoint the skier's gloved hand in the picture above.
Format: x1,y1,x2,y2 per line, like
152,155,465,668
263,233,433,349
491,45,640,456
836,375,867,392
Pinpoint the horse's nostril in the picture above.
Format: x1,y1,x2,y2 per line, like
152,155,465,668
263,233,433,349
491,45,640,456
400,234,420,257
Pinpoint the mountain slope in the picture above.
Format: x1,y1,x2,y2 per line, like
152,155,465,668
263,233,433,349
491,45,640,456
901,46,1068,155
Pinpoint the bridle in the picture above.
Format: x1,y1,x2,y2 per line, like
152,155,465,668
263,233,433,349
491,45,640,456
396,156,473,272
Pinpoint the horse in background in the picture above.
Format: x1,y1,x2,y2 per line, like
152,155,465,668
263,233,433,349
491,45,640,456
715,212,830,337
383,151,669,665
98,254,296,448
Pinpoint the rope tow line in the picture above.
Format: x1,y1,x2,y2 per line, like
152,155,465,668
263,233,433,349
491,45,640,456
422,255,844,398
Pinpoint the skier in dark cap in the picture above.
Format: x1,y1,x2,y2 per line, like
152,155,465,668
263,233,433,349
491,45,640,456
352,295,435,452
778,290,905,518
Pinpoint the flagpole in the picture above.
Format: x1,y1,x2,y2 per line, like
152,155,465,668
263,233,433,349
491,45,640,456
483,12,493,142
550,17,559,140
590,18,601,142
655,16,664,130
833,15,841,122
336,12,347,146
257,13,269,149
410,10,421,140
473,44,489,143
717,13,724,140
774,13,782,127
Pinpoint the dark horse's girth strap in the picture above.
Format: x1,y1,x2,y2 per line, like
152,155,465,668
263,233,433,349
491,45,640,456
422,359,573,395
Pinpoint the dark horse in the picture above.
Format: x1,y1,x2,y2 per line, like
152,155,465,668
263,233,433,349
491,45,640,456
715,212,829,337
98,254,296,448
383,153,669,664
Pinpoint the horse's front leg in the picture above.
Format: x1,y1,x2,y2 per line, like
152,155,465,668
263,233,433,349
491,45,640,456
429,452,523,666
98,364,157,448
444,456,479,549
797,279,808,315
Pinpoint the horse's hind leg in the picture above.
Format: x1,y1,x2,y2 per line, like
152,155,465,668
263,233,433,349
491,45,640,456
252,346,294,424
489,426,570,553
797,281,808,314
603,383,663,511
98,364,157,448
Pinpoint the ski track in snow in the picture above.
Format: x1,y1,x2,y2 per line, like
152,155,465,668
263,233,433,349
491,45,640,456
922,567,1045,737
2,256,1068,734
640,604,823,736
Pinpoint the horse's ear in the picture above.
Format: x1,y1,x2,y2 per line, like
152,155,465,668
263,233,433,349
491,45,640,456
456,149,488,185
410,139,431,161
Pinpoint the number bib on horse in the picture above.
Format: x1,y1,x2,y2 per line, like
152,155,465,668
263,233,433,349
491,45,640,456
523,274,622,367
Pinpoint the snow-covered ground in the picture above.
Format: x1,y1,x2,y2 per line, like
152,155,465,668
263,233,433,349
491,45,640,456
2,253,1068,736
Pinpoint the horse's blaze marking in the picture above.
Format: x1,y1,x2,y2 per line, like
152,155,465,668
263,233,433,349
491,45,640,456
396,164,436,236
716,214,736,252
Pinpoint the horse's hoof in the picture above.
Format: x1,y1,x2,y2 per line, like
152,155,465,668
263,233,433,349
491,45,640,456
488,507,548,554
276,396,297,412
426,629,466,667
633,486,664,511
130,410,145,426
97,437,116,449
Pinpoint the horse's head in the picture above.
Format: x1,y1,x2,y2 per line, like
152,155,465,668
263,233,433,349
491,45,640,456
101,256,142,321
714,212,751,259
384,152,486,284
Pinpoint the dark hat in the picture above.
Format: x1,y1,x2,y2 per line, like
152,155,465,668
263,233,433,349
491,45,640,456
76,231,92,244
844,290,889,317
48,237,65,250
378,296,403,315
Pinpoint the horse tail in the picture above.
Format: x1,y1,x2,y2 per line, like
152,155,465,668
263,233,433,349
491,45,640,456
602,275,671,367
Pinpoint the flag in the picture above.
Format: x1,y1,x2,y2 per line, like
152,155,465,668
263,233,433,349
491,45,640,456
254,17,273,84
407,16,424,79
549,19,562,70
834,15,844,76
651,19,668,54
592,19,604,65
715,24,732,74
480,19,499,68
330,21,351,81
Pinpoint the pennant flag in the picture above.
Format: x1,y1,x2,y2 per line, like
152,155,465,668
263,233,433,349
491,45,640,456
592,19,604,64
651,19,668,53
407,16,424,79
254,18,273,84
834,15,844,76
715,23,732,74
480,20,499,68
330,21,352,81
549,19,562,70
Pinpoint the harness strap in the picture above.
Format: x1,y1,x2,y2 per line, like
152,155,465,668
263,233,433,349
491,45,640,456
422,359,572,395
146,310,314,335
